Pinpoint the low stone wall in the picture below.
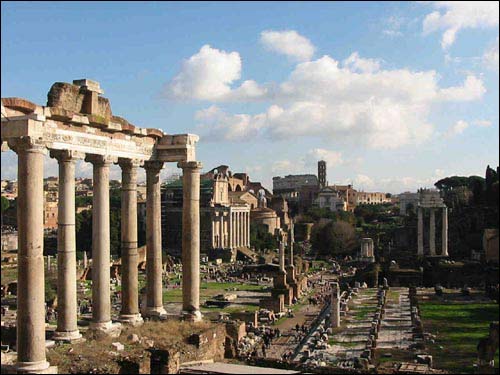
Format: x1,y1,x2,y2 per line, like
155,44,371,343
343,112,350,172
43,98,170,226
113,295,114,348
230,311,258,327
260,294,285,313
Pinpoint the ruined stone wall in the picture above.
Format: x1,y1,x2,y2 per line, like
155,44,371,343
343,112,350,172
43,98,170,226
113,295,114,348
182,324,226,364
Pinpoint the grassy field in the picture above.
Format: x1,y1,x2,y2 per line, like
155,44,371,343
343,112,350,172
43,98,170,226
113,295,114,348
163,281,268,315
419,300,499,374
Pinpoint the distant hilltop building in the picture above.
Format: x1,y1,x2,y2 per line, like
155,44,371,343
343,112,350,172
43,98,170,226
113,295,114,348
356,191,391,205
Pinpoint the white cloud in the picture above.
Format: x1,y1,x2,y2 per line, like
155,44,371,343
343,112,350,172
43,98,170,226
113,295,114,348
164,45,265,101
304,148,343,169
472,119,492,127
382,15,406,37
343,52,382,73
422,2,499,49
483,37,499,71
353,174,376,190
438,75,485,101
445,119,469,137
195,52,484,149
270,148,343,177
260,30,315,62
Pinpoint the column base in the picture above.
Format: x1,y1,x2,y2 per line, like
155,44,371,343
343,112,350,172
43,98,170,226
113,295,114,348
14,360,53,374
182,310,203,322
118,313,144,326
89,321,122,338
143,306,167,319
53,329,83,343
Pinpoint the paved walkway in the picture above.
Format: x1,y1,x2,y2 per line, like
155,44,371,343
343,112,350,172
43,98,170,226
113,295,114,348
377,288,414,350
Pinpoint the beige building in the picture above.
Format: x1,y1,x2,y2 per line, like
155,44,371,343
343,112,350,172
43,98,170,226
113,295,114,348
315,186,348,212
331,184,357,212
356,191,391,205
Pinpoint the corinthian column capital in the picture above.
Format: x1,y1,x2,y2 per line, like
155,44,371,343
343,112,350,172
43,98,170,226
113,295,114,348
7,136,47,155
50,149,85,162
144,160,164,173
85,154,117,166
118,158,143,171
178,160,202,171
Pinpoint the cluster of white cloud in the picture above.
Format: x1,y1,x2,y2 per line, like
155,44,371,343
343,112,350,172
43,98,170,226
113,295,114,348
444,118,493,138
483,37,499,71
382,15,407,38
164,44,267,101
260,30,315,62
168,41,486,149
445,119,469,138
422,1,499,49
338,169,448,193
270,148,343,176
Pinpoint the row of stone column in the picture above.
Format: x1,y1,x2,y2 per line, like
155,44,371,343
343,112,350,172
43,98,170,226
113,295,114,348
229,210,250,248
417,206,448,257
10,138,202,373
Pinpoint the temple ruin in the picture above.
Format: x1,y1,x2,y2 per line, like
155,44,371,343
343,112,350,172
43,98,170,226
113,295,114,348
0,79,202,373
417,189,449,257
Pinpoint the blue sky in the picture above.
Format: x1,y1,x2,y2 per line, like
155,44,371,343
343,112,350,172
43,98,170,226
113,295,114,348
1,1,499,193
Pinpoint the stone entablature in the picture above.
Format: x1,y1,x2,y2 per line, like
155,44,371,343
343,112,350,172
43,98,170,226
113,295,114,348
1,80,198,163
418,188,445,208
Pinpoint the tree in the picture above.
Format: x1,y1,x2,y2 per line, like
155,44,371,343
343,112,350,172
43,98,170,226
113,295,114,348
311,220,357,257
1,196,10,227
250,224,278,251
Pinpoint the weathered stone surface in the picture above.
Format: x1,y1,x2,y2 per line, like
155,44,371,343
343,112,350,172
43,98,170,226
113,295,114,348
1,97,37,113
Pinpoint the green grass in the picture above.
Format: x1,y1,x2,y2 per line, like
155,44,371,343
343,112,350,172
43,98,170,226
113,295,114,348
328,338,359,348
352,306,377,321
200,282,267,292
163,281,267,303
419,301,499,374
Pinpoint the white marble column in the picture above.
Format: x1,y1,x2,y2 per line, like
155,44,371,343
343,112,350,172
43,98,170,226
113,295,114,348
144,161,166,318
219,214,224,248
442,206,448,256
211,215,216,248
229,212,233,248
10,138,51,373
118,158,143,325
179,161,203,322
86,154,116,332
429,208,436,256
245,212,249,247
417,206,424,256
51,150,83,341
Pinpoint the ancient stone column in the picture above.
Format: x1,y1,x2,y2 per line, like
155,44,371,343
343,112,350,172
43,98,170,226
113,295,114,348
10,138,51,373
229,212,233,248
118,158,143,325
429,208,436,256
86,154,116,332
219,214,224,248
331,282,340,328
247,212,250,246
417,206,424,256
51,150,84,342
279,239,286,272
144,161,166,318
442,206,448,256
235,212,239,248
179,161,203,322
211,212,217,249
